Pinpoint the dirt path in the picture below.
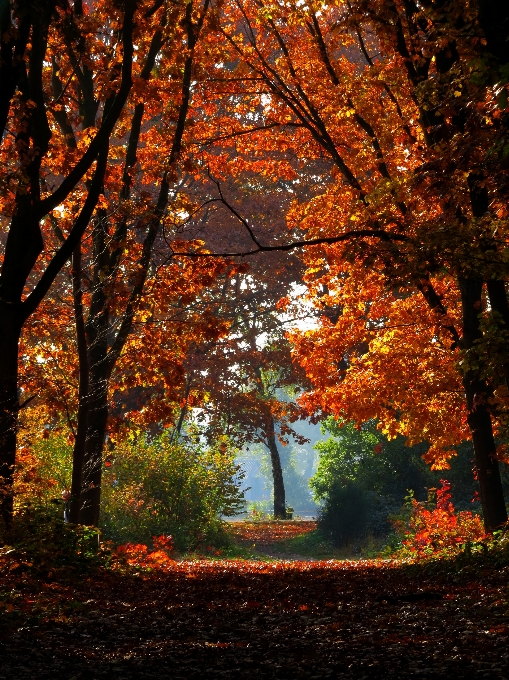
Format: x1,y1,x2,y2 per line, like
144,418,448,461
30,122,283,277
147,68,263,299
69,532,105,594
2,524,508,678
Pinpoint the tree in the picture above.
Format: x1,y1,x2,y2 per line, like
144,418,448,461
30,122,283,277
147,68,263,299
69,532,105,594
0,0,155,531
66,0,213,527
11,0,222,528
202,0,509,530
9,0,509,535
162,263,310,519
139,161,318,518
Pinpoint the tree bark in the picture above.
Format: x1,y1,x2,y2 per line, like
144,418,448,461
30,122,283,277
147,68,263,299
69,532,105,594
0,304,21,534
266,416,286,519
78,368,108,527
69,244,90,524
78,213,110,527
459,277,508,531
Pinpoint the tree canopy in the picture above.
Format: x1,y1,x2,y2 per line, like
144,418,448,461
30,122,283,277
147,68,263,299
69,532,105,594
1,0,509,533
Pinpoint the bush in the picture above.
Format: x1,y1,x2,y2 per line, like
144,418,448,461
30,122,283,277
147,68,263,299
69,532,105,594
1,501,105,576
101,432,245,550
311,419,429,546
389,480,486,559
12,426,244,553
310,417,505,547
318,480,372,547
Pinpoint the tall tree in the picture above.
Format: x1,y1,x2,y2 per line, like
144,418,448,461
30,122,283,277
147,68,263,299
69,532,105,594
71,0,213,527
18,0,217,527
197,0,509,529
0,0,151,531
180,263,309,518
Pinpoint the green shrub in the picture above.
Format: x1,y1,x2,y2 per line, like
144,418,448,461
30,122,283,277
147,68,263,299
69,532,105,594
310,417,507,547
13,429,245,553
101,432,245,550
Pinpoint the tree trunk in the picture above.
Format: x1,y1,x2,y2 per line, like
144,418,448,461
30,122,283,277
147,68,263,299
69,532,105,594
0,305,21,535
69,244,89,524
78,369,108,527
78,215,110,527
266,417,286,519
459,277,508,531
78,307,109,527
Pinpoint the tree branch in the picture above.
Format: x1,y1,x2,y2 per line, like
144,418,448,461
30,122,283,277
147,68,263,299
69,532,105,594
37,2,135,218
21,143,109,323
171,229,407,258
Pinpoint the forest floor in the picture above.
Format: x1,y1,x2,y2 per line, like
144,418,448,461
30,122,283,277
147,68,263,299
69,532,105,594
227,519,321,561
1,521,509,679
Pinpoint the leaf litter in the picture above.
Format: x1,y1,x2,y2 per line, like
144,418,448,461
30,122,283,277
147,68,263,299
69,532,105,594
1,524,509,679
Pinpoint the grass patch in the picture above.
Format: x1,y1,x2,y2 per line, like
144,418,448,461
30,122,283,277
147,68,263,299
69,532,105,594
182,542,257,560
282,529,335,558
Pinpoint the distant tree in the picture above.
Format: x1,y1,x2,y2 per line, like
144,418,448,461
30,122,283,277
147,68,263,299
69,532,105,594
181,268,310,519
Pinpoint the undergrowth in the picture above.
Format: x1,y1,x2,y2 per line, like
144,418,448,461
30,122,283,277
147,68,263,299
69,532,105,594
0,501,111,580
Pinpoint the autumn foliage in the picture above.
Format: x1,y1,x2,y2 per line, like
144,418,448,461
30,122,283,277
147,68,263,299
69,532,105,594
115,535,176,570
392,481,487,560
1,0,509,542
3,2,509,675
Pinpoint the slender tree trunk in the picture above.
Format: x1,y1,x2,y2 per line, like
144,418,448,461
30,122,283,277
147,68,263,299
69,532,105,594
78,368,109,527
78,213,110,527
486,279,509,326
69,244,89,524
459,277,508,531
464,175,509,529
266,416,286,519
0,305,21,534
170,374,193,443
78,304,109,526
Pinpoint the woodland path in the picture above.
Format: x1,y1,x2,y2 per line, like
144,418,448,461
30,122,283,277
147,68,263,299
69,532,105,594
1,556,509,679
227,519,319,562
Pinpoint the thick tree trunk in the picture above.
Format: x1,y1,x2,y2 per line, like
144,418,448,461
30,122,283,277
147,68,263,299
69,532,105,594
69,399,89,524
459,277,508,531
0,305,21,534
266,417,286,519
